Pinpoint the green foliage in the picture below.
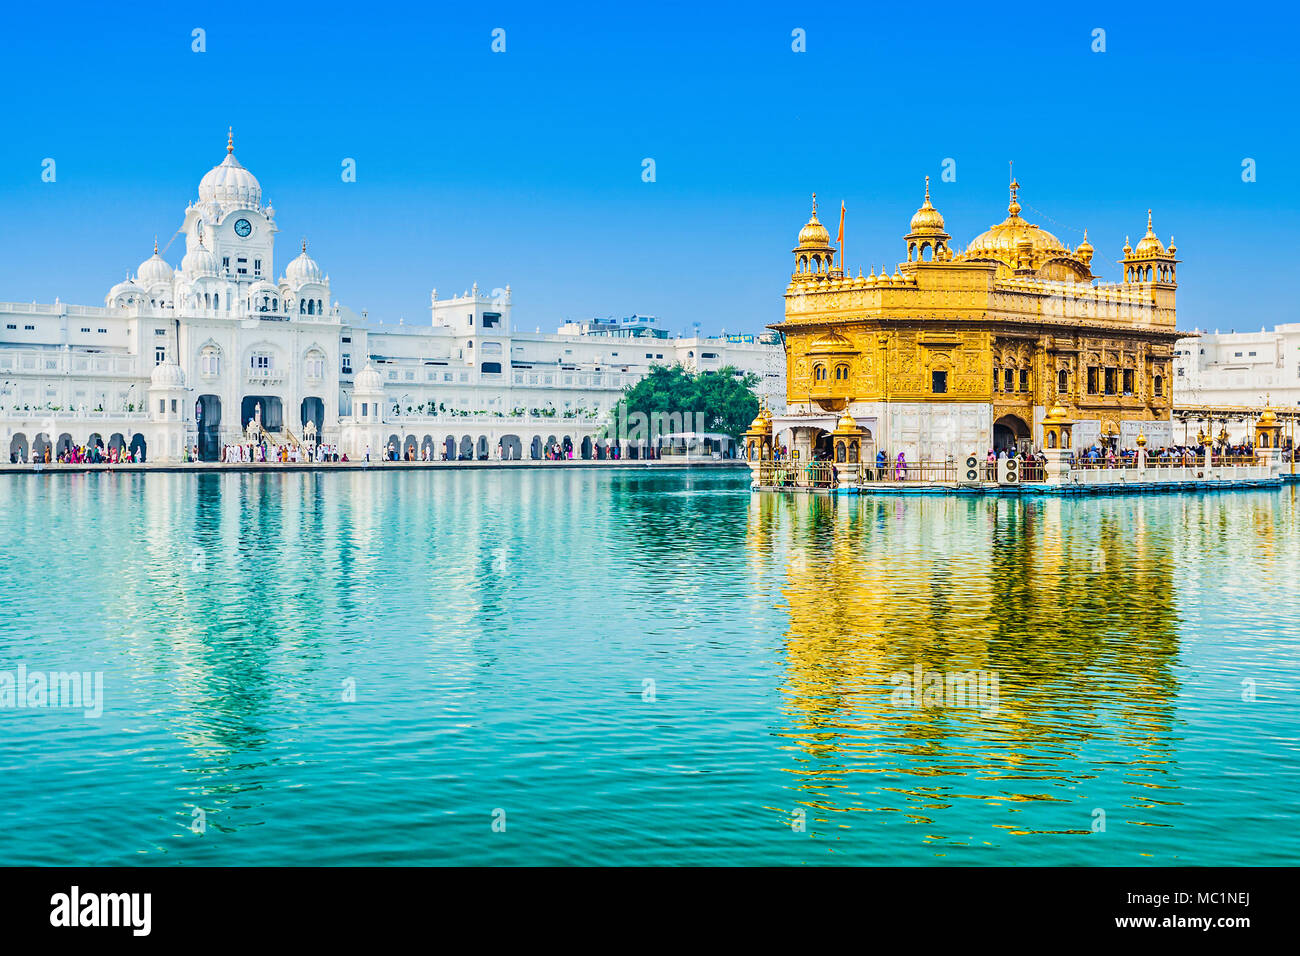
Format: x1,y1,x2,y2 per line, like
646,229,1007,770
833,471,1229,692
617,364,759,439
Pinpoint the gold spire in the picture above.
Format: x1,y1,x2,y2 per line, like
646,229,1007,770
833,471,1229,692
153,236,159,255
811,192,817,216
227,127,234,154
1008,161,1021,217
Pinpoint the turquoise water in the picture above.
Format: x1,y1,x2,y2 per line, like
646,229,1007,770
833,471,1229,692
0,468,1297,866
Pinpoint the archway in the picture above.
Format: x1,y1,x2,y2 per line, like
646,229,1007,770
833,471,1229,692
241,395,283,431
87,433,103,458
501,435,522,460
403,435,418,459
32,433,52,462
421,435,435,460
108,433,126,456
129,434,147,462
459,435,473,459
444,435,456,460
301,397,325,437
530,436,542,460
9,432,28,463
476,436,489,460
581,436,593,460
56,433,73,458
197,395,222,461
386,434,401,460
994,414,1031,454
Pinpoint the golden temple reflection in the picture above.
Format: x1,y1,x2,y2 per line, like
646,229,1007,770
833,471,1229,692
750,491,1197,845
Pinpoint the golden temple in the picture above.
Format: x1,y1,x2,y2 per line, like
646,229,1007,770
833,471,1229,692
767,172,1184,462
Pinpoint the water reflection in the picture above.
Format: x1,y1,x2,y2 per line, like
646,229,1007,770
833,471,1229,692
750,491,1287,847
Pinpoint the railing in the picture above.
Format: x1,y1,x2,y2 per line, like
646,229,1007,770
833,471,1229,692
859,460,957,483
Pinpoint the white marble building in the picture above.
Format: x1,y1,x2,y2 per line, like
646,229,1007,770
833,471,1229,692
1174,325,1300,408
1,136,783,463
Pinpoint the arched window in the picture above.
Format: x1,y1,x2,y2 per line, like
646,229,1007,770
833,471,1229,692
481,362,502,374
1057,369,1068,393
834,364,849,381
1153,375,1164,397
307,299,315,315
813,364,826,382
200,347,221,377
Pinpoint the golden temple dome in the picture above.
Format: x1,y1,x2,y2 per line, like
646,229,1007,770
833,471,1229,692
961,177,1069,266
1133,210,1166,257
796,194,832,248
909,176,946,234
835,411,860,432
1043,403,1073,424
1259,406,1278,425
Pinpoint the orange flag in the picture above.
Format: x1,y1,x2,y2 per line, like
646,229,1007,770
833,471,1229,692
837,201,845,244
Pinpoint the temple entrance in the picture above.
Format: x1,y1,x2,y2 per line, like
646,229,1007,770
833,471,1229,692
197,395,222,461
241,395,283,431
300,397,325,437
994,414,1031,454
814,431,833,461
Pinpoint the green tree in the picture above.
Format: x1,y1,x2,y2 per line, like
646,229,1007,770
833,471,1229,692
614,364,759,440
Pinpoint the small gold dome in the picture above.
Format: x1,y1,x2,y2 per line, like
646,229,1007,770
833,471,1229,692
1133,211,1166,257
1043,403,1071,424
796,194,832,248
835,411,859,432
908,176,946,234
1259,406,1278,425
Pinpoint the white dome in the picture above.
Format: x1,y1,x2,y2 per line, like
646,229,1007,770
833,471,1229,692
284,241,323,285
198,136,261,208
150,361,186,389
182,238,219,277
353,363,383,392
107,278,140,304
137,246,174,287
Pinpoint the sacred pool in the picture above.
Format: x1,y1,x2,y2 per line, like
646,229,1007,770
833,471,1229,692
0,468,1295,866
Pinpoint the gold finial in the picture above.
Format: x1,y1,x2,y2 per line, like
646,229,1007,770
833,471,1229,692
227,127,234,153
1008,161,1021,216
153,236,159,255
1147,209,1154,233
811,192,817,216
924,175,931,203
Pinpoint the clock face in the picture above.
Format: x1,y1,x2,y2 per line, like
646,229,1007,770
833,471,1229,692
233,218,252,238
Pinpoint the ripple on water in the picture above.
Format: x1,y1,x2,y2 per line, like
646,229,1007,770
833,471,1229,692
0,472,1296,865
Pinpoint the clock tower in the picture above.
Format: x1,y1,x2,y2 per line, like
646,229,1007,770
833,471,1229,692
179,128,279,312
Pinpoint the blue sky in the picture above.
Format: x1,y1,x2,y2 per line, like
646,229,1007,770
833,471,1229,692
0,1,1295,335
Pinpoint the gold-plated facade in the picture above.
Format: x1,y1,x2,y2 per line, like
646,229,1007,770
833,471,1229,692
773,175,1184,456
